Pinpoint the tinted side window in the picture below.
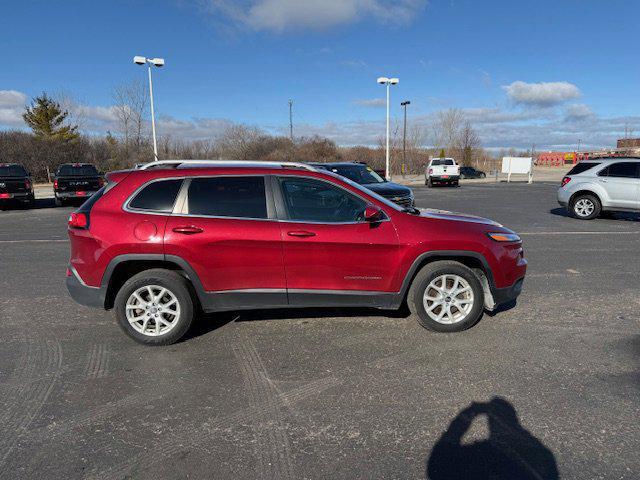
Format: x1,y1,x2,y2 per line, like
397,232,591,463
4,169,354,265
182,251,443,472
280,177,367,223
188,176,267,219
129,179,182,212
567,163,600,175
599,162,638,178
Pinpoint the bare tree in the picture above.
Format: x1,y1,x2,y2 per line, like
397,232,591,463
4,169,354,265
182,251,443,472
216,124,262,159
112,80,148,147
457,120,481,166
431,108,465,157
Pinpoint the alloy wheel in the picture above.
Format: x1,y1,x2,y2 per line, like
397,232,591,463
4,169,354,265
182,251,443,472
574,198,595,218
423,274,475,324
125,285,181,336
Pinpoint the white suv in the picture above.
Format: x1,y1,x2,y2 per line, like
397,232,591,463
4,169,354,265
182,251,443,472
557,158,640,220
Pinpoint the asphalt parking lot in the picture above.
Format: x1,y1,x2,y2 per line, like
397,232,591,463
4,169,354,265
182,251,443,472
1,181,639,479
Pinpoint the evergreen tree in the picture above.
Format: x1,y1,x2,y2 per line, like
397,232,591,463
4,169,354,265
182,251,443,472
23,93,79,140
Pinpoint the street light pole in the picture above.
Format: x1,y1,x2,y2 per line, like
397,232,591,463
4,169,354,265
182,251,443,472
134,56,165,162
401,101,410,178
377,77,399,180
147,64,158,161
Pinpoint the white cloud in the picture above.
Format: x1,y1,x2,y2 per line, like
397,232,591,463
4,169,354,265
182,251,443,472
564,103,593,121
502,81,581,106
352,98,386,108
205,0,427,32
0,90,28,128
341,59,368,68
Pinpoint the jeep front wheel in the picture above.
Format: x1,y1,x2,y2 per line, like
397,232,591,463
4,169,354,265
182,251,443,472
114,269,194,345
408,261,484,332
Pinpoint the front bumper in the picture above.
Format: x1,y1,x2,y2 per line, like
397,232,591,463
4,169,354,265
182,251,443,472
66,268,105,308
492,277,524,305
385,194,414,207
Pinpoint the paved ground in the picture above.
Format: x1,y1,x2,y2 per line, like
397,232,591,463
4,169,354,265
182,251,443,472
0,182,639,479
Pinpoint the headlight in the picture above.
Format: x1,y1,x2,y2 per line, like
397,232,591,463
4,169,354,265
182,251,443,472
487,232,521,243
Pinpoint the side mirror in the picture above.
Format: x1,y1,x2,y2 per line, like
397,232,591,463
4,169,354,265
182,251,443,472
364,205,383,222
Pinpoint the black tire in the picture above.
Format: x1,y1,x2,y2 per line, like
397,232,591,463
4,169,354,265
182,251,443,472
54,197,63,207
570,193,601,220
427,178,433,188
114,269,195,346
480,173,486,178
407,261,484,332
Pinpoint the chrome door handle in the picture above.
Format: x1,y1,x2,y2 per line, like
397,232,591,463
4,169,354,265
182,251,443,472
172,226,204,235
287,230,316,238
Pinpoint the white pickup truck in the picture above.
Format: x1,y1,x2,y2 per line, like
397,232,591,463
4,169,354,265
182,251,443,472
425,158,460,187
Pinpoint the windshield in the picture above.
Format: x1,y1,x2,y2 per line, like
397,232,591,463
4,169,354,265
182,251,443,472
0,165,27,177
328,165,385,185
57,164,99,176
431,159,455,166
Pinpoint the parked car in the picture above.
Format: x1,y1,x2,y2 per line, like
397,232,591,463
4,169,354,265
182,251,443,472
65,160,526,345
425,158,460,187
0,163,35,208
460,166,487,179
53,163,105,206
310,162,414,207
557,158,640,220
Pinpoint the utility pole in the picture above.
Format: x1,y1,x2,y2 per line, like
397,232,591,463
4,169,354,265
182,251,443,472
288,99,293,141
401,101,410,178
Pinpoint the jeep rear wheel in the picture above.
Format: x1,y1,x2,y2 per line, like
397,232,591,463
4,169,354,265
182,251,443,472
408,261,484,332
114,269,194,345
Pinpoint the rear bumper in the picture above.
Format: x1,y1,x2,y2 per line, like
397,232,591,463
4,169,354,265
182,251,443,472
56,191,98,199
0,192,34,201
66,268,105,308
492,277,524,305
431,176,459,182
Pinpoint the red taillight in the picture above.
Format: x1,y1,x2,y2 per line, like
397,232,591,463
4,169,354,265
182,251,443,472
53,179,59,189
561,176,571,187
0,193,9,199
428,168,433,174
68,212,88,229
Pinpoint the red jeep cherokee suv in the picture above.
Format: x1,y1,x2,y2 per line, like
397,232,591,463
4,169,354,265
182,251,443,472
66,160,526,345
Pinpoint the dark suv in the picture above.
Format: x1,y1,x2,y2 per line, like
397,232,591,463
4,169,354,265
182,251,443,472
66,160,526,345
311,162,414,207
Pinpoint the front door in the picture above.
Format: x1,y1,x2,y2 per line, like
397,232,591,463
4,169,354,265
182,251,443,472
597,162,640,209
164,175,287,309
275,176,399,305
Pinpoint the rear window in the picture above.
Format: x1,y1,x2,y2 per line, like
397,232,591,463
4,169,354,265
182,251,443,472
187,176,267,219
129,179,183,212
57,164,99,176
566,162,600,175
431,159,454,166
0,165,27,177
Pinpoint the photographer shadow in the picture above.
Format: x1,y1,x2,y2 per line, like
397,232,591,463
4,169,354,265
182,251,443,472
426,397,559,480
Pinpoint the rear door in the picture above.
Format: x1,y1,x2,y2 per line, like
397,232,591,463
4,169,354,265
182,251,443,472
597,162,640,209
163,175,287,309
274,175,399,301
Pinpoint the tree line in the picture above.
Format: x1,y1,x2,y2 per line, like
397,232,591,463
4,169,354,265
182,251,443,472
0,85,502,182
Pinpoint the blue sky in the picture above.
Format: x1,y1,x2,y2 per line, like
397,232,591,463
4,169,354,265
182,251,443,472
1,0,639,149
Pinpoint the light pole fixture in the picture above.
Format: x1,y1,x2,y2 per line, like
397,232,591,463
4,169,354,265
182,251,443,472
401,100,410,177
134,56,165,161
377,77,399,180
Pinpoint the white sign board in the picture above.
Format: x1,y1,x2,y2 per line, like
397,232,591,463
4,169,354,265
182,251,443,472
502,157,533,183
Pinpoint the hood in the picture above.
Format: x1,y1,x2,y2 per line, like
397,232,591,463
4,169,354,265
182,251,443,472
364,181,412,197
418,208,502,226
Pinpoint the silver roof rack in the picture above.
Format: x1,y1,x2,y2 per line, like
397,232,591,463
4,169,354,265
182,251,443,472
138,159,317,171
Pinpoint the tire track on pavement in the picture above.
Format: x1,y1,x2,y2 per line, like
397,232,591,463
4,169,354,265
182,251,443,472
232,335,295,479
84,343,110,379
88,375,342,480
0,337,63,477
